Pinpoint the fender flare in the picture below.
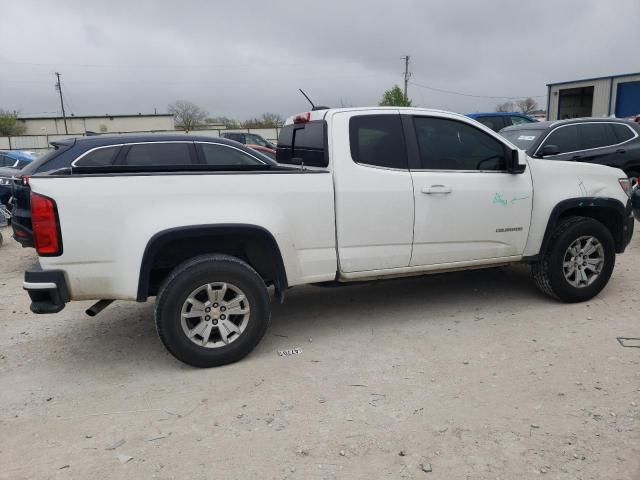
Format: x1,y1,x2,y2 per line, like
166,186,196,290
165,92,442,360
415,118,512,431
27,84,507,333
137,224,288,302
537,197,631,257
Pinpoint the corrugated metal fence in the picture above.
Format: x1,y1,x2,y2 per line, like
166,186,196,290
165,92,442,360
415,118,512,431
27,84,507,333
0,128,280,153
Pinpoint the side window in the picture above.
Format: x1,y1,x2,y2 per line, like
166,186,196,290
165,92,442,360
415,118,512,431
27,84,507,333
475,116,503,132
413,117,507,171
542,125,580,154
75,146,120,167
199,143,264,166
349,115,407,169
578,123,618,149
611,123,635,143
0,155,9,167
119,143,192,166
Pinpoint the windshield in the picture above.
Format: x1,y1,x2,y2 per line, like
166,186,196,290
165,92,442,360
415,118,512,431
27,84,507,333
246,134,270,147
501,129,543,150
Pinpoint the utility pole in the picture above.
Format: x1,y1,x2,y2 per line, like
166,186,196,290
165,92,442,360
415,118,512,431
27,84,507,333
402,55,411,103
54,72,68,134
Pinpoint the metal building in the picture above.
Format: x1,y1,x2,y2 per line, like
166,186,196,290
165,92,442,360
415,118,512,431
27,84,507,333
17,113,175,135
546,72,640,121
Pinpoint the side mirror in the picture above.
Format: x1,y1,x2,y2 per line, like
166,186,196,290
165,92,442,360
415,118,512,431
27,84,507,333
506,148,526,174
539,144,560,157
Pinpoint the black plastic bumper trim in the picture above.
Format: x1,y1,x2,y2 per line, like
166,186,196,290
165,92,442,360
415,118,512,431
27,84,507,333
23,270,69,314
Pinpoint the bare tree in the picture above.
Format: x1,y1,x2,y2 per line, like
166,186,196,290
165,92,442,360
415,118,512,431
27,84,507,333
516,97,538,114
168,100,207,132
240,113,285,128
0,109,26,136
495,101,515,112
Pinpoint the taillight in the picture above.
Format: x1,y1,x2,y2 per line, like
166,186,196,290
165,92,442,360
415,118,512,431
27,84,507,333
31,193,62,256
293,112,310,124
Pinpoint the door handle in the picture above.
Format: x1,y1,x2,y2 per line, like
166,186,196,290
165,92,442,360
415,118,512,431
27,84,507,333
571,154,583,160
421,185,452,194
616,149,626,154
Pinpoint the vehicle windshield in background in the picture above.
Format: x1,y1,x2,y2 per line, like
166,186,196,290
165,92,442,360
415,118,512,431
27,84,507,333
501,129,543,150
246,134,271,148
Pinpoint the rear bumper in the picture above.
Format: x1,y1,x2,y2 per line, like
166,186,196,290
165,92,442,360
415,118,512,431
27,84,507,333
23,269,69,314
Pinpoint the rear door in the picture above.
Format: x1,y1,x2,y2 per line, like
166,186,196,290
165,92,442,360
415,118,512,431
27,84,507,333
574,123,621,166
407,114,533,266
331,110,415,272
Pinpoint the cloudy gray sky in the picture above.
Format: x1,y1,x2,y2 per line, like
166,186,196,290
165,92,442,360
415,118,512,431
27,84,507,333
1,0,639,120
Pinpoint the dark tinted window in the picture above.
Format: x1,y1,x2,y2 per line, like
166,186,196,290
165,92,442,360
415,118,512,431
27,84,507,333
15,159,31,169
120,143,192,166
579,123,617,149
611,123,635,142
475,116,504,132
414,117,507,170
0,155,12,167
200,143,264,166
277,121,327,167
75,146,120,167
225,133,245,143
508,115,534,126
349,115,407,169
542,125,580,154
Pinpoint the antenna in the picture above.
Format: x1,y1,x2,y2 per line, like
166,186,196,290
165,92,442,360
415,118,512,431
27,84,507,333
299,89,330,111
299,89,315,109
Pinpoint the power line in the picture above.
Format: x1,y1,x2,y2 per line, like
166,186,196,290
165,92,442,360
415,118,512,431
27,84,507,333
409,80,546,100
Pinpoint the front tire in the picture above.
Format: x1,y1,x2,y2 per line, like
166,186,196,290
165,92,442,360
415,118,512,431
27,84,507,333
155,254,271,367
531,216,615,302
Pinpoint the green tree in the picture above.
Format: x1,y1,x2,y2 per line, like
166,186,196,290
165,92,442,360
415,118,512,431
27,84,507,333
379,85,412,107
0,109,26,136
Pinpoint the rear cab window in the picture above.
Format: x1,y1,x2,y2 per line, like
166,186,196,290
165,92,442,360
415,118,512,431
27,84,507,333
277,121,327,167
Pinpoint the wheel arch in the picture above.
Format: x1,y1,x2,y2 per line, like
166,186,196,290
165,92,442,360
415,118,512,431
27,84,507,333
537,197,630,257
137,224,288,302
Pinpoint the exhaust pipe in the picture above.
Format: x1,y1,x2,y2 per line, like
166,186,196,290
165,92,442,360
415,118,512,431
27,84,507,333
86,299,114,317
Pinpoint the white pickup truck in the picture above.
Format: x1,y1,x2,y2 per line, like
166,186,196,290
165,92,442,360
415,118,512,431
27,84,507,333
18,107,635,367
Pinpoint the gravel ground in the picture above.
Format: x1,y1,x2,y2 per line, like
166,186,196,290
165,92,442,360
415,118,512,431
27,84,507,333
1,224,639,479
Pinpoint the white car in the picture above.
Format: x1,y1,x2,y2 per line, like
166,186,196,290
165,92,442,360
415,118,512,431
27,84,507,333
20,107,635,367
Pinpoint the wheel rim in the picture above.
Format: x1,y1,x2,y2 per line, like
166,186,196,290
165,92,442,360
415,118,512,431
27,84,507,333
180,282,250,348
562,236,605,288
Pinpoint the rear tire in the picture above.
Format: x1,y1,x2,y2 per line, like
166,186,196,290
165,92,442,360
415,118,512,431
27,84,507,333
531,216,615,302
155,254,270,367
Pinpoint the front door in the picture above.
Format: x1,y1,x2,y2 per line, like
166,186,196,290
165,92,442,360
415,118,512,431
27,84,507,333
407,115,533,266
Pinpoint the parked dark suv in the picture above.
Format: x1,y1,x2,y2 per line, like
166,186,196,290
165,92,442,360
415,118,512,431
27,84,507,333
466,112,536,132
501,118,640,180
10,134,276,247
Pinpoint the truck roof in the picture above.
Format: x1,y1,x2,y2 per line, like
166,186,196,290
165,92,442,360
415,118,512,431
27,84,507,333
284,107,473,125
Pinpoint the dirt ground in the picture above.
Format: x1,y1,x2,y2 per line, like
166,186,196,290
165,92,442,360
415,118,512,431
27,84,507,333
0,224,639,480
